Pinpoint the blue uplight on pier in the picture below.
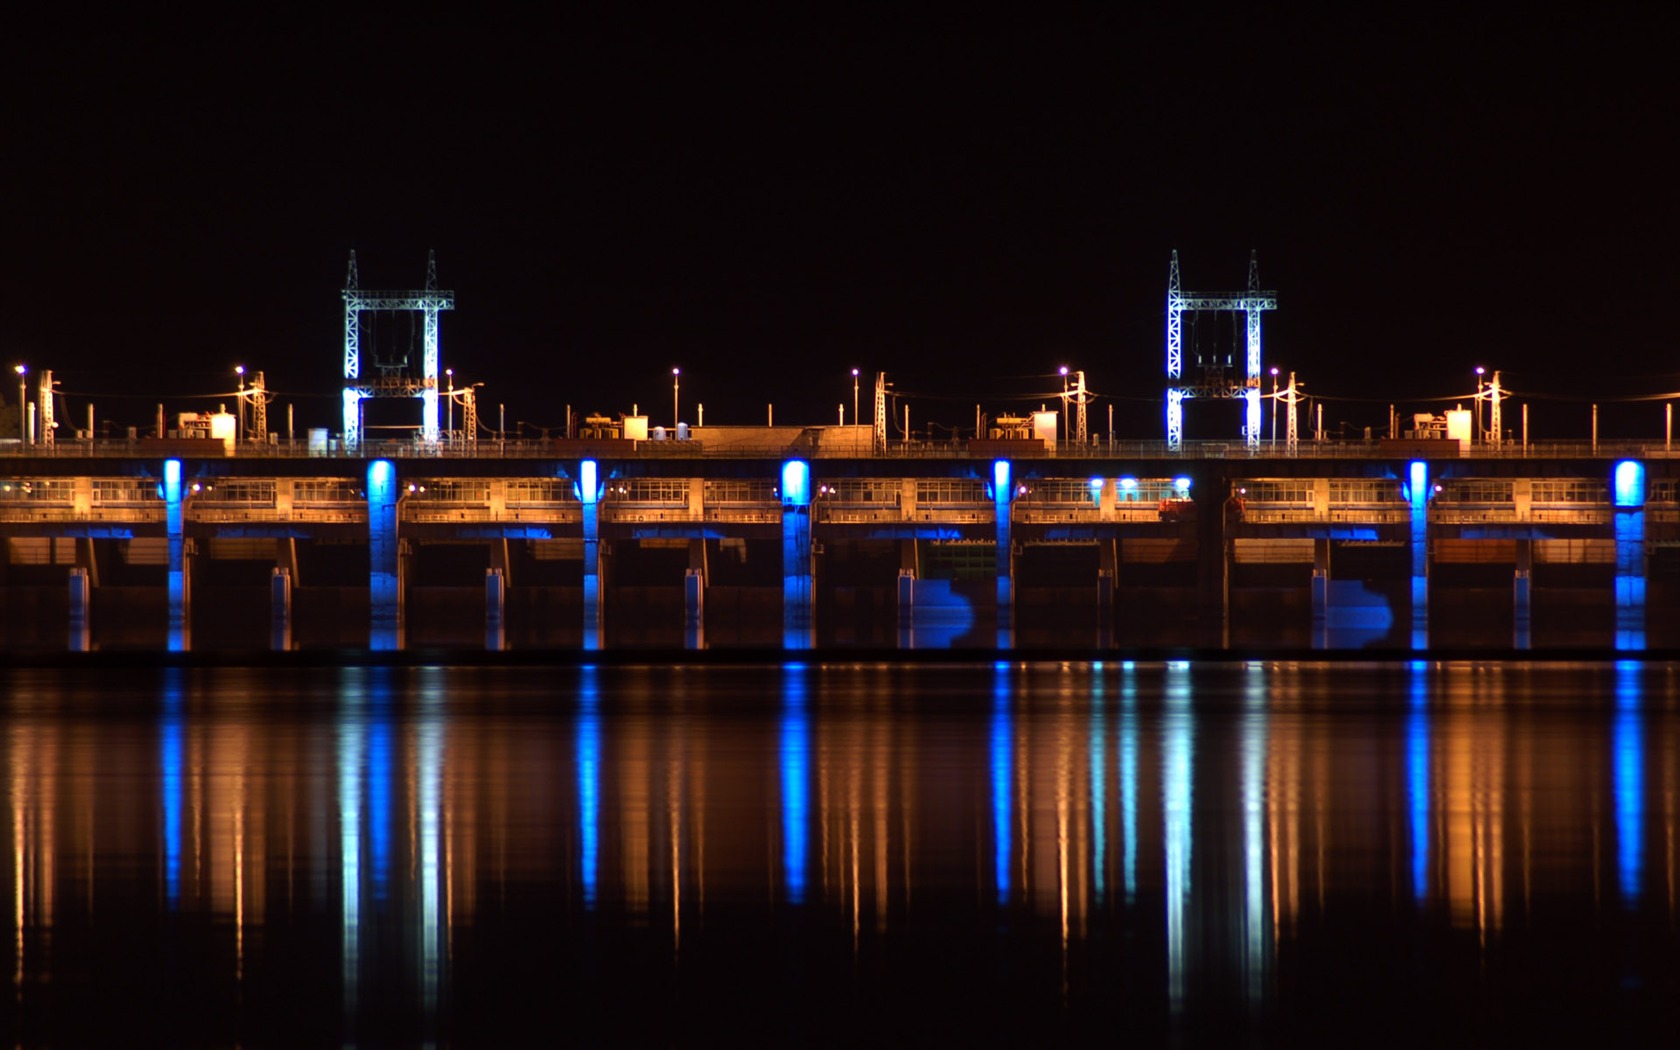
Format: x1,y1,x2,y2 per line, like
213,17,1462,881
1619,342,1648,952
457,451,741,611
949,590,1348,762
1614,460,1645,507
579,459,598,504
781,459,810,507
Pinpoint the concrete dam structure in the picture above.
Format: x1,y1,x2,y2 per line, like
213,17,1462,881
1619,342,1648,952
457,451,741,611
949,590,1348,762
0,437,1672,651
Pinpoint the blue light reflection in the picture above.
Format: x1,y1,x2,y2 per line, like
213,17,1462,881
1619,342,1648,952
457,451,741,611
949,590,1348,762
160,667,183,907
1614,661,1644,905
1407,665,1430,902
577,665,600,907
781,664,810,902
992,663,1012,902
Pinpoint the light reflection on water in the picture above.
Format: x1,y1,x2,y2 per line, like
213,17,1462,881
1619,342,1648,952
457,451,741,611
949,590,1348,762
4,659,1680,1043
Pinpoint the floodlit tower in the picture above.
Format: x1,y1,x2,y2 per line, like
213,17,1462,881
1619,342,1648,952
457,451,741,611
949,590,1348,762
37,370,55,447
248,370,269,445
873,372,889,453
1285,372,1300,455
1488,370,1503,448
1164,250,1277,450
341,250,454,449
1073,369,1088,445
460,384,480,444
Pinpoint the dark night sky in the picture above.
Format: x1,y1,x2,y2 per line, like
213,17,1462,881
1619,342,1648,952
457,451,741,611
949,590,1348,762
3,7,1676,439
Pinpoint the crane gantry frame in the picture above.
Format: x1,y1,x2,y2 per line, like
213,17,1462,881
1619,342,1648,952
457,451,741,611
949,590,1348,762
342,250,454,449
1165,250,1277,450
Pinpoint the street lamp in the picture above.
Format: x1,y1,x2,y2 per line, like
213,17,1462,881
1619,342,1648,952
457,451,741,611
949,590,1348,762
14,364,26,444
235,365,245,442
672,367,680,429
851,368,860,429
1270,367,1279,446
1475,366,1486,442
1059,365,1070,443
445,368,454,440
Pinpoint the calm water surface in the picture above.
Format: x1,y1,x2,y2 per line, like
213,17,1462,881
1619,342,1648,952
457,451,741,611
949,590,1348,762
5,659,1679,1046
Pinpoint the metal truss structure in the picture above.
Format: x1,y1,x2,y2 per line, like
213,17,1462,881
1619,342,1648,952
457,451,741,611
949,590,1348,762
1165,250,1277,450
38,370,56,447
342,251,454,449
873,372,888,453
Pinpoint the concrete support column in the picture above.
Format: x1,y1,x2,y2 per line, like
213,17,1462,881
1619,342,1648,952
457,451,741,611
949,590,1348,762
782,460,813,648
68,568,90,652
897,568,916,645
485,567,505,625
1513,539,1532,649
68,566,90,620
580,460,602,648
1097,534,1117,623
1311,537,1331,629
1191,467,1229,646
993,460,1013,641
271,567,292,650
164,459,189,637
485,567,506,650
367,460,400,647
277,536,300,586
1099,478,1117,519
1613,460,1646,650
1408,461,1430,649
684,568,705,646
75,537,99,588
684,538,706,648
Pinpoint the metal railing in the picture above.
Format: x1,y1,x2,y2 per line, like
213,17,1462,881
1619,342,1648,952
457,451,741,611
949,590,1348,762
5,435,1680,461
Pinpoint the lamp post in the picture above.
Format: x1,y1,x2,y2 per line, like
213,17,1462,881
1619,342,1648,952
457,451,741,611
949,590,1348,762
851,368,860,430
445,368,454,441
14,364,26,444
235,365,245,442
1270,367,1279,446
1475,366,1486,442
672,367,680,429
1059,365,1070,443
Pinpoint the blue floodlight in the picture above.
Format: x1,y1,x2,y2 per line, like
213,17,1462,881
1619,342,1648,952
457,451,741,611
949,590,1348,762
781,460,810,507
1614,460,1645,508
580,460,598,505
1409,461,1428,509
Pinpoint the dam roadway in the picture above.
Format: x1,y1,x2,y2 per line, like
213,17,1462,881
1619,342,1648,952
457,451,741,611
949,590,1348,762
0,434,1673,650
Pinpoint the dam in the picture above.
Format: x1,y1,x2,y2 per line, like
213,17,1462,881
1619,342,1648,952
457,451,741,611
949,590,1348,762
0,436,1671,651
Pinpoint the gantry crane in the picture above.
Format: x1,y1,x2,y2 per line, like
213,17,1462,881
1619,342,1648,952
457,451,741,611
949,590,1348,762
1164,251,1277,450
341,251,454,449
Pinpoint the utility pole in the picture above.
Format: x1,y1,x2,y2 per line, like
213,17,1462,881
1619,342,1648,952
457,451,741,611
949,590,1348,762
1488,370,1502,449
1073,370,1087,445
249,371,268,444
38,367,55,446
1285,371,1300,456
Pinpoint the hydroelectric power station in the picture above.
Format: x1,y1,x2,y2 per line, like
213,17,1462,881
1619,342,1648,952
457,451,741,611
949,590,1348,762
2,253,1675,651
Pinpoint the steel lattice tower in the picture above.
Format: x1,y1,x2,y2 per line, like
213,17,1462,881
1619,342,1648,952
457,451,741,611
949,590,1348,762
341,250,455,449
1164,251,1277,449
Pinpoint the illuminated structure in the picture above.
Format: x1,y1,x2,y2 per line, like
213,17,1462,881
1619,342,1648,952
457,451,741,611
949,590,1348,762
1165,251,1277,450
342,251,454,449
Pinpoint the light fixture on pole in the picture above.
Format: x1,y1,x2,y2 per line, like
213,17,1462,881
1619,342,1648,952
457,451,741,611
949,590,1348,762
235,365,245,442
1475,366,1486,442
14,364,26,444
1059,366,1070,443
1270,367,1279,446
445,368,454,440
851,368,859,429
672,368,680,428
